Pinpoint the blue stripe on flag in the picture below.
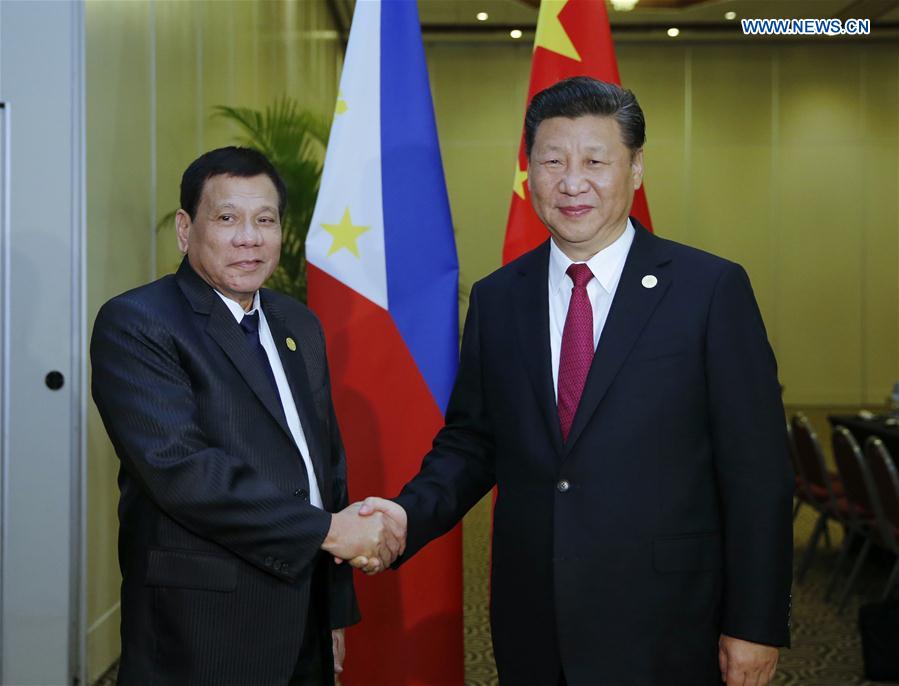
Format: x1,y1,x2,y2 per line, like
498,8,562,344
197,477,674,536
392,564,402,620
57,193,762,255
380,0,459,414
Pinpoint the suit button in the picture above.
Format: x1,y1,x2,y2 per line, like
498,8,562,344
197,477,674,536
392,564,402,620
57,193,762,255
265,556,273,567
557,480,570,493
294,488,309,501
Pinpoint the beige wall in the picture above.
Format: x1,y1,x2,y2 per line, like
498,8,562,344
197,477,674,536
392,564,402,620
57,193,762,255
426,41,533,308
86,1,154,680
425,39,899,406
86,1,341,681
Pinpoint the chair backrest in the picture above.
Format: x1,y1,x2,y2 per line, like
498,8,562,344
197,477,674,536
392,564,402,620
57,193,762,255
865,437,899,536
790,413,830,490
832,426,876,521
786,422,802,480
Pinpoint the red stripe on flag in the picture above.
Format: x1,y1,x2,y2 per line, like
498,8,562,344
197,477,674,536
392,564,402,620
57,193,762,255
308,264,464,686
503,0,652,265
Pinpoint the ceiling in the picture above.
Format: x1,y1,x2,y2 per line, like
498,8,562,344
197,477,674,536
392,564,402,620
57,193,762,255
327,0,899,39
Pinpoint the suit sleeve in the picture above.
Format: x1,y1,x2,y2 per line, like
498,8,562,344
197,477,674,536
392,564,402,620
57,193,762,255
317,323,361,629
393,282,497,562
705,263,793,647
90,296,333,584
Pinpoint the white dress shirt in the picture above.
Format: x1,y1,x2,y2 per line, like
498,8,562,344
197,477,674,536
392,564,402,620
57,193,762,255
548,219,635,400
215,290,323,508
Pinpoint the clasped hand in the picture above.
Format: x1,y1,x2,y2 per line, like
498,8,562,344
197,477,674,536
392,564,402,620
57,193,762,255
321,498,407,574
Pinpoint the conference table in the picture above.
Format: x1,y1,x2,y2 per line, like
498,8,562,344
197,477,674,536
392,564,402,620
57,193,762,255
827,413,899,458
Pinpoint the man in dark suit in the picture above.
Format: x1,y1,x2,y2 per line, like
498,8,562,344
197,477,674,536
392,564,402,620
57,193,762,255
358,78,793,685
91,147,403,685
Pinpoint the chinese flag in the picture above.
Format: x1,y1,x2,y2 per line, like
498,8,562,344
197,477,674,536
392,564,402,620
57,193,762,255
503,0,653,264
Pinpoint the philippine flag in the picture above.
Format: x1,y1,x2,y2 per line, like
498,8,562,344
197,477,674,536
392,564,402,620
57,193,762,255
305,1,463,684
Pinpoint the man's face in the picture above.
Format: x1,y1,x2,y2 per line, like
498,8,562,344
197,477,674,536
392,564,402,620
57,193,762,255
175,174,282,309
528,115,643,260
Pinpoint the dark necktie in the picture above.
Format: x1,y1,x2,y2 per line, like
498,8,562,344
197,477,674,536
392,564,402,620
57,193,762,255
557,263,595,442
239,311,280,395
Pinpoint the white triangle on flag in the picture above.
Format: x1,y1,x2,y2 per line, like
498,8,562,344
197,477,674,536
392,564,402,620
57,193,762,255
307,0,387,310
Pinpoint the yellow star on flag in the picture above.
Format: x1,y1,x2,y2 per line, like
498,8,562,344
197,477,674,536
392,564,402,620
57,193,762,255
513,165,528,200
335,91,348,115
534,0,581,62
321,208,370,258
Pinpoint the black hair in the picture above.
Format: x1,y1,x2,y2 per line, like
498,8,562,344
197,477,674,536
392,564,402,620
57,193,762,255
179,146,288,219
525,76,646,157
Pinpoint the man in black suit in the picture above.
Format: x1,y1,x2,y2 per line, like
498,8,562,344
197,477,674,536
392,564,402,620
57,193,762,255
358,78,793,685
91,147,403,685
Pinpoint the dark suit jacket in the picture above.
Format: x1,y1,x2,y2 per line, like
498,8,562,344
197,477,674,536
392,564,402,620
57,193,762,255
91,258,359,686
395,222,793,686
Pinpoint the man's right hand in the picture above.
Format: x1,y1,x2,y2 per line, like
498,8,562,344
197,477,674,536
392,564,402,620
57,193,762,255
344,497,408,574
321,502,402,568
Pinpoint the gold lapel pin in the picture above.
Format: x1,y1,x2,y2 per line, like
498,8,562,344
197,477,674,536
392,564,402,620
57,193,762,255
286,337,297,351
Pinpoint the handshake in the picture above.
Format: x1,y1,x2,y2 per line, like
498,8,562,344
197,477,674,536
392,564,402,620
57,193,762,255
321,497,407,574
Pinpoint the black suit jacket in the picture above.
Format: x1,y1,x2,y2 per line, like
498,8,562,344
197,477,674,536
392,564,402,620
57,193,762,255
395,222,793,686
91,259,359,686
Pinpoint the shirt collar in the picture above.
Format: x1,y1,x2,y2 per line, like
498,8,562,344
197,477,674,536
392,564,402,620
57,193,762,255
215,290,261,323
548,219,635,295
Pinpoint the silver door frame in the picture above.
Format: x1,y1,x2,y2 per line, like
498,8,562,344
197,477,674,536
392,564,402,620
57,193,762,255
0,1,86,683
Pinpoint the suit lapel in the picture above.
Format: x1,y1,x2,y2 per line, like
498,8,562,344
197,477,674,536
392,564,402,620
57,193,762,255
261,294,328,500
563,224,673,455
175,258,295,446
206,300,298,444
513,241,564,457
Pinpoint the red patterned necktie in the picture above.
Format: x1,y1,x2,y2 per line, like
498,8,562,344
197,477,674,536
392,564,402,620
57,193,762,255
557,263,595,441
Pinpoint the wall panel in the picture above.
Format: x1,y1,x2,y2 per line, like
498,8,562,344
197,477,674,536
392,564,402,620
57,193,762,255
85,0,153,680
426,42,531,301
